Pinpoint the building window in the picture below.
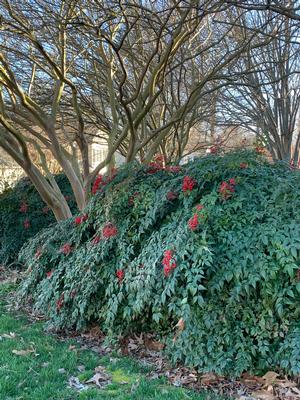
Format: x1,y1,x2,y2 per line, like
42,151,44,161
91,146,106,166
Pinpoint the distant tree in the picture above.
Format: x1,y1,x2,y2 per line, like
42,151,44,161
219,8,300,163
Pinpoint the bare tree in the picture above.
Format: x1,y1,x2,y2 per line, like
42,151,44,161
225,0,300,22
0,0,283,220
219,8,300,163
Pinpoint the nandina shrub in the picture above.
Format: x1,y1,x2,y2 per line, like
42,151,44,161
0,174,76,265
18,151,300,376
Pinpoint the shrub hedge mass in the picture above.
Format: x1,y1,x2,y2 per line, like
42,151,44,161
0,175,76,265
18,151,300,376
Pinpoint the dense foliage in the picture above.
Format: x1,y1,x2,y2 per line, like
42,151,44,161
18,151,300,376
0,175,76,265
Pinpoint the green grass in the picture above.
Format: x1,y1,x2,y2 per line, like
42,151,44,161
0,283,229,400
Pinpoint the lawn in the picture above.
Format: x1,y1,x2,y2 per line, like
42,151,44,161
0,282,229,400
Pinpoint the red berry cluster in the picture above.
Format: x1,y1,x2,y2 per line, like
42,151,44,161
60,243,72,255
165,165,181,173
116,269,125,283
255,146,265,155
74,214,88,225
102,223,118,239
91,235,101,245
162,250,176,277
182,176,197,192
154,154,164,163
147,162,164,174
146,154,181,174
35,248,42,259
56,293,64,311
92,175,104,195
166,191,178,201
240,162,248,169
128,191,140,206
209,144,219,154
219,178,236,200
289,159,300,170
46,270,53,278
92,169,118,195
187,204,205,231
188,214,199,231
23,219,30,229
20,201,28,213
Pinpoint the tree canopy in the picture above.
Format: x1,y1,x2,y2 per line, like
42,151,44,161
0,0,299,220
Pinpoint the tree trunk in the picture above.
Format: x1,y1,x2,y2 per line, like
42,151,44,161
26,166,73,221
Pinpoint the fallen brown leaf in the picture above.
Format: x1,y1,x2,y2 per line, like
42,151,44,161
12,349,35,356
173,318,185,343
119,336,130,355
260,371,279,387
85,366,111,388
81,326,102,339
252,389,276,400
128,338,139,351
133,333,144,345
175,318,185,331
200,372,222,385
144,337,165,351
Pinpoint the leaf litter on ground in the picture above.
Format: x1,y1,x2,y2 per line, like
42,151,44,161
57,326,300,400
2,270,300,400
